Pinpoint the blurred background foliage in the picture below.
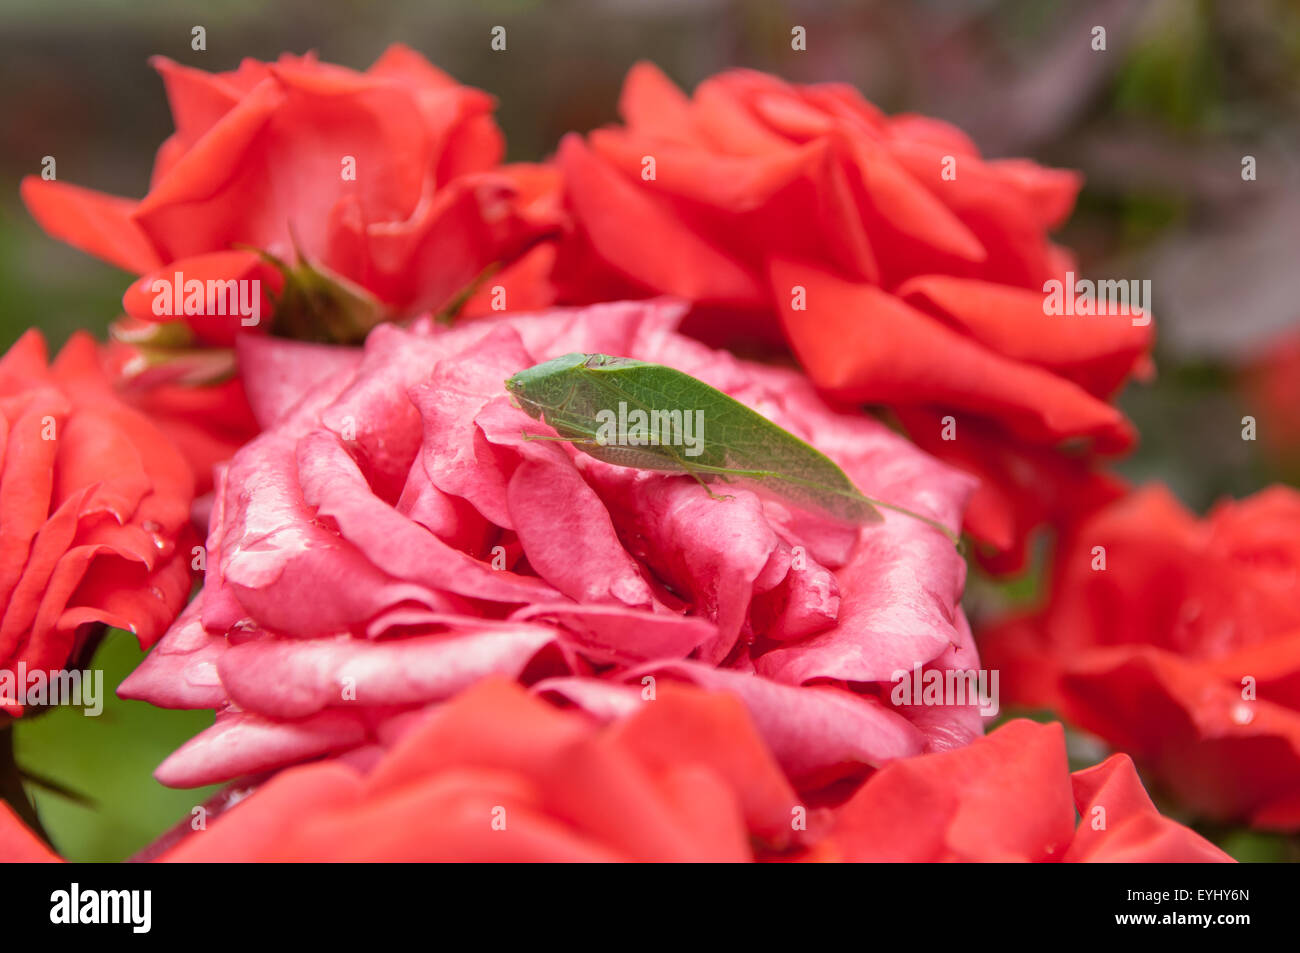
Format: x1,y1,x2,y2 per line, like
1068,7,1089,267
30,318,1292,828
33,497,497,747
13,633,218,863
1,0,1297,861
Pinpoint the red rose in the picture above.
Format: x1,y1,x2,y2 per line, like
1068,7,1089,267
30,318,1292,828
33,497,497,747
119,300,980,791
157,679,805,862
983,484,1300,830
1243,323,1300,470
100,338,259,496
21,46,551,346
0,331,194,713
810,718,1230,862
536,64,1152,571
0,682,1226,862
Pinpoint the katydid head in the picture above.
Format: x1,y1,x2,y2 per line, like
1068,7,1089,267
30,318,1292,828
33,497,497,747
505,352,593,419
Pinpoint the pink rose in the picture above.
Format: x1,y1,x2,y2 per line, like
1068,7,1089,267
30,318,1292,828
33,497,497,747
121,300,977,790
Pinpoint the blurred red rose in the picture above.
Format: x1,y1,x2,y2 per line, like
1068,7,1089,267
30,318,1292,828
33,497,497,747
982,484,1300,830
0,331,194,714
811,717,1230,862
1242,323,1300,471
21,45,553,346
532,64,1153,572
0,682,1227,862
120,299,981,791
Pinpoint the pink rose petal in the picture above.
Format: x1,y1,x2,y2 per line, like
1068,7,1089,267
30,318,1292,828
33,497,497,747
237,335,361,429
155,708,370,788
218,623,558,718
512,602,715,665
118,595,229,709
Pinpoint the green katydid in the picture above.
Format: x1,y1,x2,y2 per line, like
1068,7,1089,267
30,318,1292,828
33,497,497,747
504,353,960,544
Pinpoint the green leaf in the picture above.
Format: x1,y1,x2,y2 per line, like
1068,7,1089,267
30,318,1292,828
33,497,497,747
247,244,387,345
